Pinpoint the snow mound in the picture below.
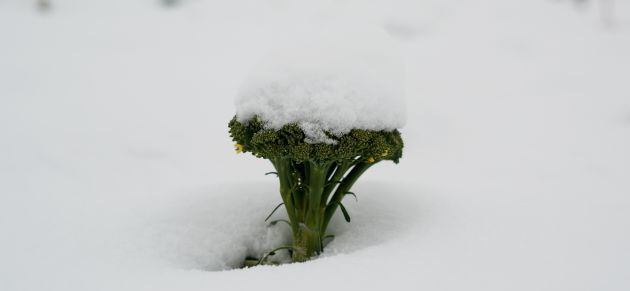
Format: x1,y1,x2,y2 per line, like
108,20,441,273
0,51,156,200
235,25,406,144
132,182,419,271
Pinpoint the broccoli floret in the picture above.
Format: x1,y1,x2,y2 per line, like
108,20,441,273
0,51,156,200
229,116,403,164
229,116,403,263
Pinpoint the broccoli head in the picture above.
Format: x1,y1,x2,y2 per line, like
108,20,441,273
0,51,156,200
229,116,403,164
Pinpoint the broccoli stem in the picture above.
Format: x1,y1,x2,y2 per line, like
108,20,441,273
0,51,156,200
321,161,350,206
271,158,299,235
271,159,340,261
292,223,321,262
321,162,373,232
294,161,328,261
270,157,375,262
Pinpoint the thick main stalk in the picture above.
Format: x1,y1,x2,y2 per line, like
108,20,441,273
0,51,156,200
292,161,328,261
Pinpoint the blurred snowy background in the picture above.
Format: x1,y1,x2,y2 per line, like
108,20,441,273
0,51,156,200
1,0,629,290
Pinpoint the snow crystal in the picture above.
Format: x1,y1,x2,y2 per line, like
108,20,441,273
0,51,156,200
235,25,406,143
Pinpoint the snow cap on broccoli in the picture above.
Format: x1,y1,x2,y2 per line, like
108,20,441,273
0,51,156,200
235,25,406,144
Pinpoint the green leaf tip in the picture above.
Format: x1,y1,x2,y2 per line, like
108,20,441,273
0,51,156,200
338,202,351,222
264,203,284,222
345,191,358,202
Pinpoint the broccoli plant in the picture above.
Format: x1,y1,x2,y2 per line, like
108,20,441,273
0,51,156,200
229,116,403,263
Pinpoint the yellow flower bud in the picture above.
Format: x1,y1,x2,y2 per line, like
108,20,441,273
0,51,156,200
234,143,244,154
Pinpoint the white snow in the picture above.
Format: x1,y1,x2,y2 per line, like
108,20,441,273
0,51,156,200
235,25,406,143
1,0,630,290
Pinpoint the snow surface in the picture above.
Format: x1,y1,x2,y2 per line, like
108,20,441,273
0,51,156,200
235,25,406,143
1,0,630,290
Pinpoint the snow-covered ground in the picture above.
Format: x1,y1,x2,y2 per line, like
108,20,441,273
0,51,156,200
1,0,630,290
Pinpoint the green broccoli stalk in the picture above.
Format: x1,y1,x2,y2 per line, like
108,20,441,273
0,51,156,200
229,116,403,263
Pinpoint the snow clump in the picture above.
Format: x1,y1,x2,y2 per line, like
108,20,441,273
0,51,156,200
235,25,407,144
